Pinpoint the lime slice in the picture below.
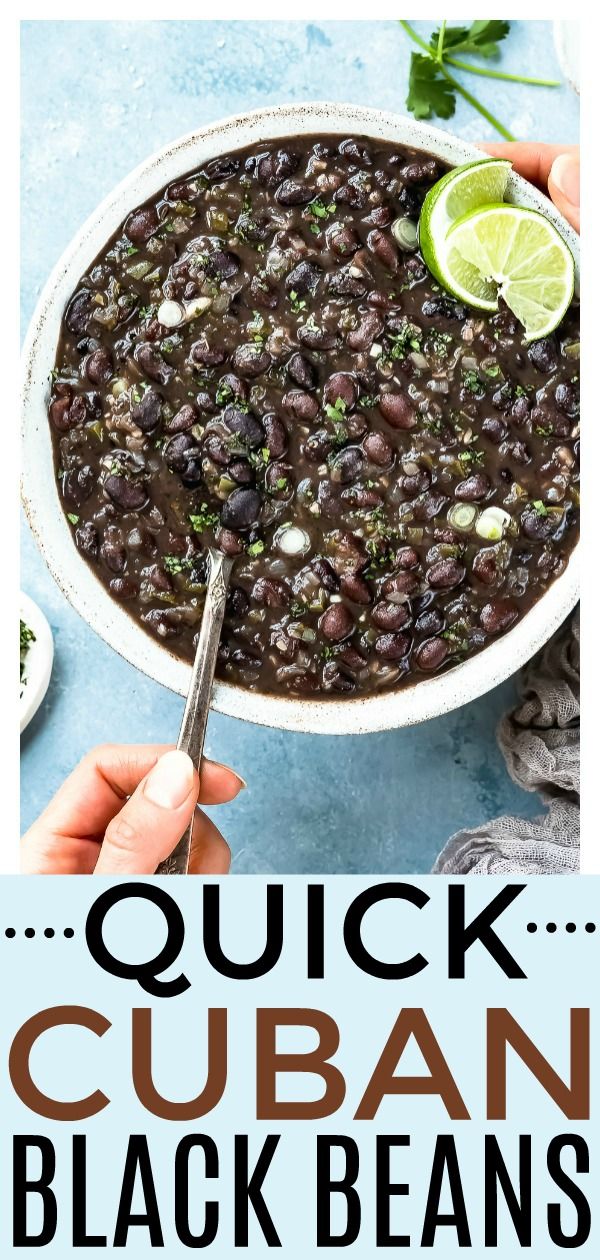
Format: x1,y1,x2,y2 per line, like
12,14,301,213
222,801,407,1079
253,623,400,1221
419,158,511,305
446,204,575,340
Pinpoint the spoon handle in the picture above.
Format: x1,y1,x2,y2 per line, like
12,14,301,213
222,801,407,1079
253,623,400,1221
156,547,233,875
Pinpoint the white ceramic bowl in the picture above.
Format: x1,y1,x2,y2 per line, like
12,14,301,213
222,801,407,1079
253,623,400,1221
21,102,579,735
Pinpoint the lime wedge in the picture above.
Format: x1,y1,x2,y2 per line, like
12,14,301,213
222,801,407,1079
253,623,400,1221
446,204,575,340
419,158,511,305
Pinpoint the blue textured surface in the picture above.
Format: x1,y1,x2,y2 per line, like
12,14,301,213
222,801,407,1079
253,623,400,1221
20,20,578,871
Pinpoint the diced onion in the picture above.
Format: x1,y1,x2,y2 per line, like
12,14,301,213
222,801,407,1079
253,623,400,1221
447,503,478,533
185,295,213,320
475,506,511,542
274,524,311,557
157,299,184,328
391,217,419,251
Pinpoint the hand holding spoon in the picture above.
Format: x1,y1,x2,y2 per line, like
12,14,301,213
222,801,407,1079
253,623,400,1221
156,547,233,874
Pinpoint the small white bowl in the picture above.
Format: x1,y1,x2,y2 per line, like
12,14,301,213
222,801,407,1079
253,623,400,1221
21,102,579,736
20,593,54,733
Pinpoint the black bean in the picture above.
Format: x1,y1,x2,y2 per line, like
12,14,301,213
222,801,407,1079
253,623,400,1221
276,180,314,205
304,430,335,462
86,348,113,386
427,558,466,589
134,342,173,385
298,323,337,350
320,602,355,641
232,343,271,378
340,574,372,604
333,181,367,210
366,229,398,271
396,547,420,571
256,149,299,186
482,416,507,444
226,587,250,620
252,577,290,608
347,311,384,352
142,609,181,639
413,492,448,522
63,466,94,507
374,631,411,660
338,138,373,165
104,474,149,512
326,269,366,298
131,388,164,432
229,459,254,484
415,608,443,636
220,405,263,450
329,446,365,484
322,662,356,693
372,600,410,630
262,413,288,459
317,480,343,518
205,249,241,279
287,352,317,390
399,158,438,184
414,637,449,671
472,548,498,585
125,206,159,244
521,508,554,541
528,336,558,373
323,372,357,409
216,526,245,556
455,473,490,501
75,520,99,560
283,389,320,422
554,382,579,417
65,289,93,335
202,156,241,184
285,260,321,296
265,460,293,497
311,555,340,592
327,225,360,257
190,338,228,367
109,577,138,600
378,392,416,429
249,275,278,309
164,402,198,435
480,599,518,634
400,470,430,497
100,525,126,573
421,296,467,320
382,571,419,599
363,431,392,466
221,487,261,530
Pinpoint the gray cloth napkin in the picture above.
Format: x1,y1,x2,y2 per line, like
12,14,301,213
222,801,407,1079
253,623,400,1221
433,612,580,875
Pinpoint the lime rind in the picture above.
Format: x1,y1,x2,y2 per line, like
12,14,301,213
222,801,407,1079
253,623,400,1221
419,159,511,309
446,204,575,340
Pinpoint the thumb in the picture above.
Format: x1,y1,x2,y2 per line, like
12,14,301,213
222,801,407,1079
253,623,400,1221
548,153,580,234
95,749,198,874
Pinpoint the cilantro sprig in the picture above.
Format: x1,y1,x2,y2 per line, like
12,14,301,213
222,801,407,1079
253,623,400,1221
401,20,560,141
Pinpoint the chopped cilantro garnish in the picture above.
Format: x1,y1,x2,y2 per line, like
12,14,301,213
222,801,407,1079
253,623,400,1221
189,505,219,532
288,289,307,314
67,513,80,525
247,539,265,557
532,500,548,516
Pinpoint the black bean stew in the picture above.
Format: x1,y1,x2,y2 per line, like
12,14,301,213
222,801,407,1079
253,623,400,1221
49,135,579,698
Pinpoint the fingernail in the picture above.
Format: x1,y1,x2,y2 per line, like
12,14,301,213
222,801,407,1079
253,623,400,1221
211,759,247,790
144,750,195,809
551,154,580,208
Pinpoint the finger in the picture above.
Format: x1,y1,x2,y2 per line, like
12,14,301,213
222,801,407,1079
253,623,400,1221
26,743,244,850
548,154,580,233
95,749,199,875
189,808,232,875
481,143,578,191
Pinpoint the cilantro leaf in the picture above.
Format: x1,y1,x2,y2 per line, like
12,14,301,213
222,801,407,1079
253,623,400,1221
406,53,456,122
432,20,510,60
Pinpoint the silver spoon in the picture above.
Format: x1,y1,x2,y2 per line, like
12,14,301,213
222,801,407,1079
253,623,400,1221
156,546,233,875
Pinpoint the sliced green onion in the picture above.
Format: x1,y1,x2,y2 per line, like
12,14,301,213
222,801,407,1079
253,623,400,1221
447,503,478,533
475,506,512,542
391,217,419,251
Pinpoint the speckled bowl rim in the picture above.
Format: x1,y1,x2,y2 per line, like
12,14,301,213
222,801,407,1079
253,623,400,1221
21,101,579,736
